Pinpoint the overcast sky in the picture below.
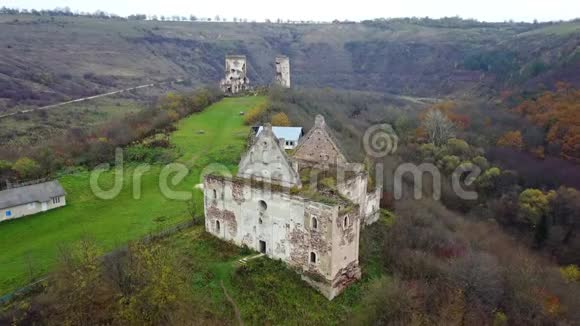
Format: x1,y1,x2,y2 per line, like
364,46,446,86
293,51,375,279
3,0,579,22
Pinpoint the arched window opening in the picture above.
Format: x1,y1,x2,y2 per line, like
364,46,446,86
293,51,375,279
312,217,318,230
213,189,217,199
258,200,267,212
343,216,349,228
215,220,221,233
310,252,317,263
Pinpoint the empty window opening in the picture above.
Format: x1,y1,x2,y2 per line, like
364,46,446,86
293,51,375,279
259,240,267,253
215,220,221,233
258,200,267,212
52,197,60,204
312,217,318,230
213,189,217,199
310,252,317,263
343,216,349,228
259,218,263,224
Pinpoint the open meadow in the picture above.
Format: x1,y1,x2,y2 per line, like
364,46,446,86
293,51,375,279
0,96,265,295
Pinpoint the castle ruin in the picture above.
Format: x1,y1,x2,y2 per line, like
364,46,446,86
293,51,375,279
204,115,381,299
275,55,291,88
220,55,250,94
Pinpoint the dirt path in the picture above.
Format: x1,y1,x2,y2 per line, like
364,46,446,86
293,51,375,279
0,79,183,119
221,280,244,326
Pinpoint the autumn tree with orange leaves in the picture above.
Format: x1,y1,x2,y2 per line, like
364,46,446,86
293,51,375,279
497,130,524,150
515,82,580,162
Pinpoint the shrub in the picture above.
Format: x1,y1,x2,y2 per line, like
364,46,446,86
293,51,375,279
244,102,268,125
271,112,290,126
447,138,470,156
124,146,175,164
472,156,489,170
439,155,461,174
476,167,501,195
12,157,41,179
0,160,12,171
560,265,580,283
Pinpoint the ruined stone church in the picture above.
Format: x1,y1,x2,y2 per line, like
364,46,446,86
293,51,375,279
204,115,381,299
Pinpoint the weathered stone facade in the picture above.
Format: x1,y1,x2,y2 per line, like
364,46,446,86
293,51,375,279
238,125,301,188
293,115,348,165
204,115,381,299
220,55,250,94
275,55,291,88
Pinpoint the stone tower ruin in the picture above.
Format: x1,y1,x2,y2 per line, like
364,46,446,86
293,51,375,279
275,55,291,88
220,55,250,94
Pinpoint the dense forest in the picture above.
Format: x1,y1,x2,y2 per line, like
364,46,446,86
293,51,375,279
269,87,580,323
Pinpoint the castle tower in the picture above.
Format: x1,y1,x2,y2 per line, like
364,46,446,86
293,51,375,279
275,55,291,88
220,55,250,94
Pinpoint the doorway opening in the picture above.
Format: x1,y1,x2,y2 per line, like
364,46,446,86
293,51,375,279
259,240,266,254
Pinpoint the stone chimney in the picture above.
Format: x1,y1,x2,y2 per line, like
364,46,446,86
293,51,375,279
263,123,273,134
314,115,325,127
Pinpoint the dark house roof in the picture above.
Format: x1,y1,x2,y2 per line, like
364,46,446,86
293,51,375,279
0,180,66,209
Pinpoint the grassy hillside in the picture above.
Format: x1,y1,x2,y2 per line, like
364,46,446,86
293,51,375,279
0,15,578,114
0,96,264,295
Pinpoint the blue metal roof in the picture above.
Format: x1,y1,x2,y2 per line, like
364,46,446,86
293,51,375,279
256,126,303,141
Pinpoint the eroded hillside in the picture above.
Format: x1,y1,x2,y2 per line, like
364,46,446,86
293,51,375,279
1,15,578,113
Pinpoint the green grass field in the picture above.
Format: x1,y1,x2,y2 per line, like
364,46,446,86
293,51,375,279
158,224,368,325
0,96,265,295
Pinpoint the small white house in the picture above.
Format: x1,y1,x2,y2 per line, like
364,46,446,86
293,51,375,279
255,126,304,149
0,180,66,223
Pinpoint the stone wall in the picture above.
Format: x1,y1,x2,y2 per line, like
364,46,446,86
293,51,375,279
220,55,250,94
238,124,301,187
293,115,347,165
364,189,381,225
275,55,291,88
204,175,360,299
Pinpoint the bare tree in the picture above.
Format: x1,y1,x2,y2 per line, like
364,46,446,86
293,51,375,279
422,109,455,146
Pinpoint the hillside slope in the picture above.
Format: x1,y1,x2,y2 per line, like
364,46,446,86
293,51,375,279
1,15,578,113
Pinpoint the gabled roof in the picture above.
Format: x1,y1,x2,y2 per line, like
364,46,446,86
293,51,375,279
256,126,304,142
292,115,348,164
238,124,301,187
0,180,66,209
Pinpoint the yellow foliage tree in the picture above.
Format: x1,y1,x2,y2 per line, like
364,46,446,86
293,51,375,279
497,130,524,150
518,188,555,225
560,265,580,283
271,112,290,126
244,102,268,125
